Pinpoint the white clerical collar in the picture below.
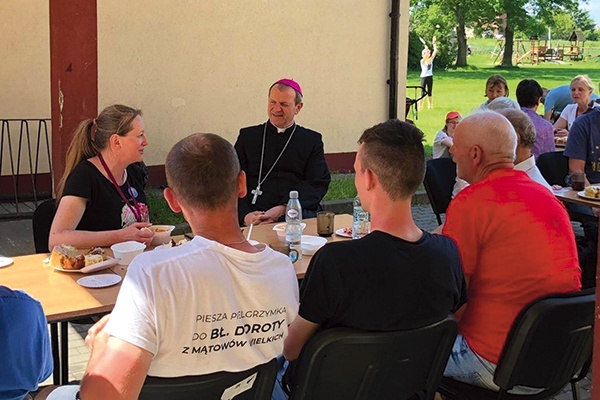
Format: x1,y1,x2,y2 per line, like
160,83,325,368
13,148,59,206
271,121,295,133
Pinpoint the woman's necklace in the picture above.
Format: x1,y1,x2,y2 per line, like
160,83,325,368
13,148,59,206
251,122,297,205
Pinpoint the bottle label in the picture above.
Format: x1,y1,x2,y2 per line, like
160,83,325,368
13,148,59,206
287,209,299,219
289,248,300,263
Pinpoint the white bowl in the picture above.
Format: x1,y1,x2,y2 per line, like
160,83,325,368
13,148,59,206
272,222,307,242
149,225,176,246
110,241,146,265
301,235,328,255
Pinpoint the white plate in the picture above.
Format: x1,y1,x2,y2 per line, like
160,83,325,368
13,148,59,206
335,228,353,238
77,274,122,289
577,191,600,201
53,257,119,274
301,235,328,256
0,256,14,268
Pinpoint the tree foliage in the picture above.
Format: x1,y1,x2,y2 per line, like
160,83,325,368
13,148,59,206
410,0,593,68
409,2,457,70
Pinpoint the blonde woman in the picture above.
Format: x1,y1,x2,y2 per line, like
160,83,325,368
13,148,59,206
554,75,595,135
419,36,438,110
49,104,153,249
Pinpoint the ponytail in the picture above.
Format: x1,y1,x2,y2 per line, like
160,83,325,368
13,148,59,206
55,104,142,200
56,119,100,199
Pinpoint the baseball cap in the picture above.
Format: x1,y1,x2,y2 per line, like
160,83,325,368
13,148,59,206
273,78,302,96
445,111,461,121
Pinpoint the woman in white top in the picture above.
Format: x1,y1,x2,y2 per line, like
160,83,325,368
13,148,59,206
553,74,594,135
419,36,438,110
433,111,461,159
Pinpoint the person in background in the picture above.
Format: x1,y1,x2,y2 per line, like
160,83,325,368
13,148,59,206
235,79,330,226
495,108,552,191
42,133,299,400
419,36,438,110
478,75,509,110
554,75,595,135
433,111,460,159
516,79,555,158
49,104,153,249
543,83,598,122
442,111,581,392
0,286,52,400
274,119,466,399
487,97,520,111
564,87,600,186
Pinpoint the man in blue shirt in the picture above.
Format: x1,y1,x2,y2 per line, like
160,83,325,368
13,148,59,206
0,286,53,400
564,107,600,184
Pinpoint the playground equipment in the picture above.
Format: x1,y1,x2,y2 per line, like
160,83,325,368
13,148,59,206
492,31,586,65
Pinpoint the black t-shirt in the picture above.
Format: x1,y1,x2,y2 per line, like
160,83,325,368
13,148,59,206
299,230,466,332
234,121,331,224
62,160,148,231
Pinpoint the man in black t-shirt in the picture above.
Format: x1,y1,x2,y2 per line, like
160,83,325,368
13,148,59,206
272,119,466,399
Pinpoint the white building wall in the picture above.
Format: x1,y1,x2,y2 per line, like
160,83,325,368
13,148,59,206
98,1,410,165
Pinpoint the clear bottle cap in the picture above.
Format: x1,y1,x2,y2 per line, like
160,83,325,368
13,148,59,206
289,191,299,199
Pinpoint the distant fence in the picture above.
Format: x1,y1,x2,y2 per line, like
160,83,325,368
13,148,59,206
0,119,52,219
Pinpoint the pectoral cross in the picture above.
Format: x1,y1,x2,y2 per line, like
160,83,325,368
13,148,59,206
251,186,263,205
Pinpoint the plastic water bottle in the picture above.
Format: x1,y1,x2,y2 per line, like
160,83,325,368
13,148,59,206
352,195,370,240
285,190,303,262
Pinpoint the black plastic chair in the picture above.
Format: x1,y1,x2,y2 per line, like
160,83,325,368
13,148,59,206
439,289,594,400
287,315,458,400
536,151,568,186
423,158,457,225
139,358,277,400
32,198,56,253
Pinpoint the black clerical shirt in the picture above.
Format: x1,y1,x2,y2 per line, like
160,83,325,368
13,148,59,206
234,121,330,225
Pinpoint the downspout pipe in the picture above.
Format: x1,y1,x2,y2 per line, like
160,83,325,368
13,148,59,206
388,0,400,120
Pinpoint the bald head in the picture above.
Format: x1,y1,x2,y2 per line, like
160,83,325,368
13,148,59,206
451,111,517,183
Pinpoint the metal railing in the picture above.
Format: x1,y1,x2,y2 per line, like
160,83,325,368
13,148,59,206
0,118,52,219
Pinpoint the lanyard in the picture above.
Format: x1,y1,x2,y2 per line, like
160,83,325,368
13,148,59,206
97,154,142,222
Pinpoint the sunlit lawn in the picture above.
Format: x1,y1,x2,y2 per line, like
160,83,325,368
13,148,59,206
407,37,600,156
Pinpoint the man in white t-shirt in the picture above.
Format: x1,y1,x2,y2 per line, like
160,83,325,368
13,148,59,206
43,133,299,400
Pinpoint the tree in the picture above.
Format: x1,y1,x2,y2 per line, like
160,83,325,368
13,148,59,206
551,10,576,39
411,0,489,67
571,8,598,41
492,0,580,66
409,3,456,69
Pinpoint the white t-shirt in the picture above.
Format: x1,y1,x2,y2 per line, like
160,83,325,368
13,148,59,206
559,103,579,130
420,59,433,78
433,130,452,159
105,236,299,377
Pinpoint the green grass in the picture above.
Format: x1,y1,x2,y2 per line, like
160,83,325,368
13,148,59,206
407,37,600,156
147,190,186,225
322,174,357,201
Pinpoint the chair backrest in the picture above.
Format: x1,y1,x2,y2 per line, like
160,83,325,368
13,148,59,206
32,199,57,253
424,158,457,225
138,358,277,400
536,151,568,186
289,315,458,400
493,289,594,396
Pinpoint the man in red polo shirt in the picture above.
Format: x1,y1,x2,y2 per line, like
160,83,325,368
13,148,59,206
442,111,581,392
